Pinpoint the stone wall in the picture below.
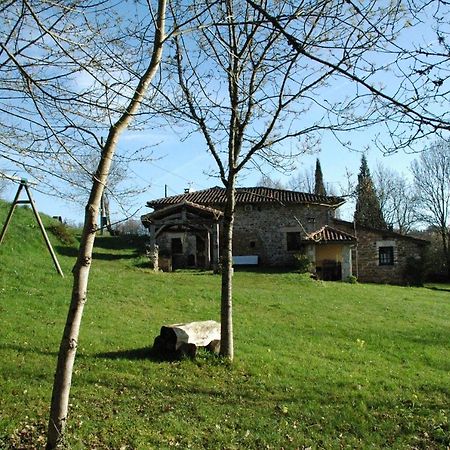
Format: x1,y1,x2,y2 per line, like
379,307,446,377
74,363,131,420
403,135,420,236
335,222,426,284
232,203,334,266
150,201,426,283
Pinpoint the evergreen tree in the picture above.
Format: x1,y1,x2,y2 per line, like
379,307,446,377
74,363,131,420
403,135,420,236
354,155,387,229
314,158,327,196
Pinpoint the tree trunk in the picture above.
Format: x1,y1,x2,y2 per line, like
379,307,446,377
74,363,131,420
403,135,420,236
219,173,236,360
441,227,450,280
46,164,107,448
46,2,166,447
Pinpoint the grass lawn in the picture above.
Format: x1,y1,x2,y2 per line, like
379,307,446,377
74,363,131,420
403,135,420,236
0,201,449,449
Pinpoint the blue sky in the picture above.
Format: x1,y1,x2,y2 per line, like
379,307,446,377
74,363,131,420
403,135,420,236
1,126,420,226
1,1,446,226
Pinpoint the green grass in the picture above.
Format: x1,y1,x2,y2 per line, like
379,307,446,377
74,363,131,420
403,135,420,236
0,200,449,449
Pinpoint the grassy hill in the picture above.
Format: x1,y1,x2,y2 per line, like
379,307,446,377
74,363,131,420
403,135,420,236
0,199,449,449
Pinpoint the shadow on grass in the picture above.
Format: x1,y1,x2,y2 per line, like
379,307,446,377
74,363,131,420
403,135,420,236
94,235,147,251
233,266,297,274
425,285,450,293
96,347,170,362
171,267,299,275
134,261,153,269
171,269,217,276
55,245,138,261
0,343,58,357
95,347,220,363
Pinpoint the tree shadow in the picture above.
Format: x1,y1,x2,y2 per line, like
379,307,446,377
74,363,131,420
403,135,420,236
232,266,299,274
95,346,212,363
425,285,450,293
134,261,152,269
0,343,58,357
94,235,147,251
96,347,168,362
55,245,139,261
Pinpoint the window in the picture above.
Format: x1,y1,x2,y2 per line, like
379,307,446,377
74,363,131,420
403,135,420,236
379,246,394,266
171,237,183,254
249,241,256,249
286,232,302,251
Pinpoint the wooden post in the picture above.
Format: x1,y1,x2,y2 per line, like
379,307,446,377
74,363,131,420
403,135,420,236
23,183,64,277
0,182,24,245
205,229,211,269
212,221,220,272
0,180,64,277
149,223,156,248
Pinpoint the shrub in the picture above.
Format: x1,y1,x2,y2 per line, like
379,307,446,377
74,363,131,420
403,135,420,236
293,253,314,274
403,255,428,286
47,221,76,245
346,275,358,284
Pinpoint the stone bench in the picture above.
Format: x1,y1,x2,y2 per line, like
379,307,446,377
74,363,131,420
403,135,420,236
153,320,221,358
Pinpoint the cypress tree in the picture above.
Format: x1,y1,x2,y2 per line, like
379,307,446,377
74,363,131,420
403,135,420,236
314,158,327,196
354,155,387,229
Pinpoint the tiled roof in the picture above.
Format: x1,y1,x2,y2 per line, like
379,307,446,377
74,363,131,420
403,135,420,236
147,186,344,208
332,218,430,244
141,201,223,224
306,226,357,243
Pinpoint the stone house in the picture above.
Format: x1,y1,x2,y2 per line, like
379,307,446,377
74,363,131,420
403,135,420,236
141,186,428,284
332,219,429,284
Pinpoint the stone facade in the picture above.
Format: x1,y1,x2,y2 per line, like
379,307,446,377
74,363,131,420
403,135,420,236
232,203,334,266
142,187,428,284
334,220,428,284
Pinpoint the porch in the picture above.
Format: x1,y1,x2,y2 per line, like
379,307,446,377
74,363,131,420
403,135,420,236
141,201,223,271
303,226,357,281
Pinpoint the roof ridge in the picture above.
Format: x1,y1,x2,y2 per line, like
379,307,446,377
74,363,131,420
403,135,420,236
147,186,345,208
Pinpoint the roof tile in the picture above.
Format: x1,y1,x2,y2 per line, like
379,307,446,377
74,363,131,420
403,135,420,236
147,186,344,208
306,226,357,242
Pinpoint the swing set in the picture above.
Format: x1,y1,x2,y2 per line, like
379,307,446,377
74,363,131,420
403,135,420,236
0,175,64,277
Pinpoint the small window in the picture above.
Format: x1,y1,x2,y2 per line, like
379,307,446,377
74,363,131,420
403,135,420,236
171,238,183,254
379,246,394,266
249,241,256,249
286,232,302,251
307,217,316,224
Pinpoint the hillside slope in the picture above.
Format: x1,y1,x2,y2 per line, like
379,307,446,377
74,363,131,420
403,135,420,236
0,199,449,449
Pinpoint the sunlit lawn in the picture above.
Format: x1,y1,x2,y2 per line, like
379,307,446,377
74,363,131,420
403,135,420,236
0,202,449,449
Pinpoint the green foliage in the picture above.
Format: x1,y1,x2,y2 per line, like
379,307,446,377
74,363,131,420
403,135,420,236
314,158,326,196
346,275,358,284
354,155,387,229
47,221,76,245
293,253,314,273
1,199,449,449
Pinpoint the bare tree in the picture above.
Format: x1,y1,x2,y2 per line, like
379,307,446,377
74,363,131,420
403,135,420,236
411,140,450,279
247,0,450,152
163,0,326,359
256,175,286,189
288,165,315,193
160,0,448,359
0,0,162,215
1,0,168,446
374,162,417,233
45,3,167,446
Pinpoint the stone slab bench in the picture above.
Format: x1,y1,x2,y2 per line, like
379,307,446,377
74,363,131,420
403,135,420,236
153,320,221,358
